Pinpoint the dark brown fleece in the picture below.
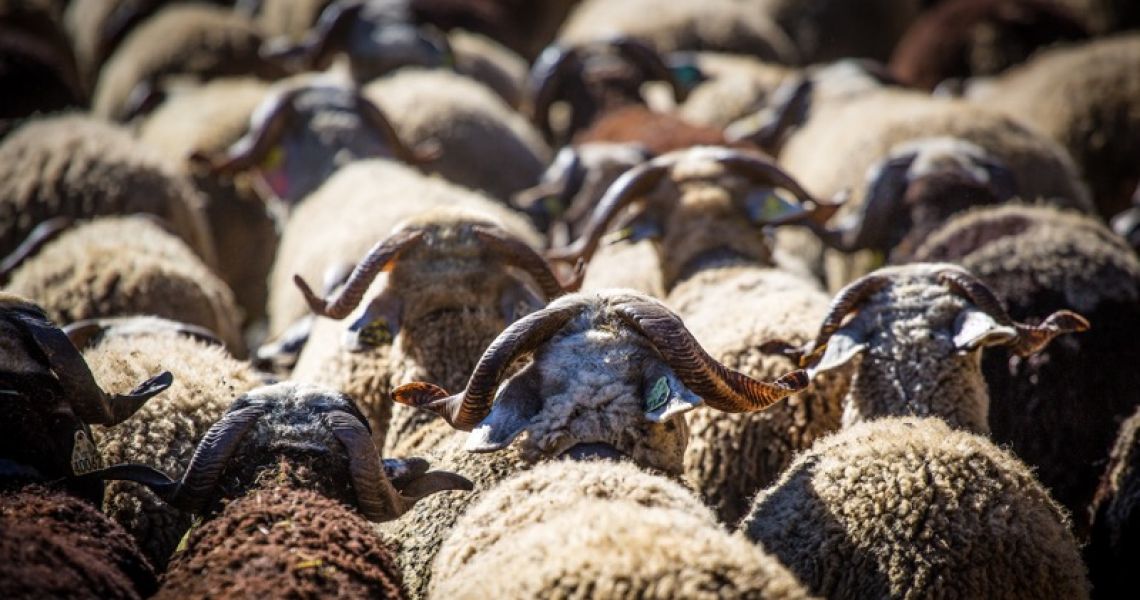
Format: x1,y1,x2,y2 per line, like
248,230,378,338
574,105,761,157
1086,404,1140,600
0,486,157,600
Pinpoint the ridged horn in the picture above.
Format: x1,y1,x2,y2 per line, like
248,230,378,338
472,225,581,297
613,298,808,412
392,300,590,430
937,267,1089,357
710,148,843,225
294,228,425,319
798,273,893,366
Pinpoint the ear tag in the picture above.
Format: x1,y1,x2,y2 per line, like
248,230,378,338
256,145,290,200
746,189,803,225
645,376,670,412
70,429,102,476
357,318,394,347
542,195,566,219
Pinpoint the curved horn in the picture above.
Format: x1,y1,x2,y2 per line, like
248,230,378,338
472,225,581,297
799,273,893,366
527,44,581,142
326,410,471,520
9,307,172,426
188,87,303,176
392,300,590,430
612,37,687,103
288,0,365,70
294,228,425,319
546,159,671,264
353,91,425,166
64,317,224,351
937,267,1089,357
711,148,843,225
815,154,914,252
0,217,73,283
613,299,808,412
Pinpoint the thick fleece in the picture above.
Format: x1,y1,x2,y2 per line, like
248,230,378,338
741,417,1089,599
0,486,158,600
92,3,283,121
5,216,245,355
156,463,406,600
1087,405,1140,599
435,498,815,600
970,33,1140,219
363,68,549,202
84,324,262,569
0,114,215,266
679,52,793,128
914,203,1140,536
667,265,846,524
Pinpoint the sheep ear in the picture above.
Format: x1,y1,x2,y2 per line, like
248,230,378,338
642,362,702,423
952,307,1017,352
499,279,545,325
465,368,542,453
808,325,867,378
344,286,402,352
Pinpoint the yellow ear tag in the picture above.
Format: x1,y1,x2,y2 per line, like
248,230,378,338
645,376,670,412
261,145,285,170
70,429,102,475
358,318,394,347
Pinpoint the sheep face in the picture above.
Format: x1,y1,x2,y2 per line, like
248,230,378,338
393,290,810,475
772,263,1087,433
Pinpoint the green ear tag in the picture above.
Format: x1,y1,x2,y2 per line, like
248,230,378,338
70,429,102,475
645,376,670,412
358,318,393,347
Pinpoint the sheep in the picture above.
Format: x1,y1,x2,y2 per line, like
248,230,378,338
289,205,579,453
557,0,799,65
740,417,1089,599
751,0,923,64
677,52,793,130
4,216,246,356
137,77,277,325
362,68,550,202
762,262,1087,433
0,486,158,600
887,0,1089,91
62,315,265,570
0,114,216,268
87,381,471,598
1086,404,1140,599
379,288,809,597
0,0,84,132
966,33,1140,219
912,203,1140,536
91,3,286,122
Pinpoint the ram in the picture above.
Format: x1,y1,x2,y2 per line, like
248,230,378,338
379,289,808,597
913,203,1140,536
88,382,470,598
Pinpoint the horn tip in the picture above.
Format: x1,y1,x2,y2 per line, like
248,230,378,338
391,382,449,408
293,275,327,315
1048,310,1091,333
775,369,811,392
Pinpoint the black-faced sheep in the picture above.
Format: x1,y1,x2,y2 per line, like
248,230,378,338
967,33,1140,219
290,205,579,453
4,216,246,356
68,315,264,570
91,2,286,122
0,114,216,268
379,289,809,597
87,381,470,598
433,461,814,600
912,204,1140,536
740,417,1089,599
1087,404,1140,599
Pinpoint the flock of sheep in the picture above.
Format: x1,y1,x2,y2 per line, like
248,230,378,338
2,0,1139,598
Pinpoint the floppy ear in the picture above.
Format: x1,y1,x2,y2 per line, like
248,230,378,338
951,307,1017,352
465,367,543,453
807,325,868,378
641,361,703,423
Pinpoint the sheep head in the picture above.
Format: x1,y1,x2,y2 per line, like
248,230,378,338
260,0,453,81
188,76,436,205
813,137,1018,262
527,36,690,145
762,263,1088,432
292,207,581,354
80,382,472,522
0,294,172,504
392,291,809,475
547,146,842,290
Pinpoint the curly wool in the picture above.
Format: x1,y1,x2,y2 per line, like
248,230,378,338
91,3,283,121
970,33,1140,219
741,417,1089,600
5,216,245,356
436,498,815,600
913,204,1140,536
667,265,845,524
1087,405,1140,598
84,326,262,570
580,240,666,298
0,114,215,266
363,69,549,202
157,466,406,600
0,486,158,600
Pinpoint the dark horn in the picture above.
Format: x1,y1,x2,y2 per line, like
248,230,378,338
64,317,224,351
354,92,431,166
527,44,580,143
165,405,265,511
294,228,425,319
613,299,808,412
393,300,589,430
189,87,303,176
712,148,843,226
472,225,579,298
0,217,73,283
612,36,688,103
799,273,892,366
